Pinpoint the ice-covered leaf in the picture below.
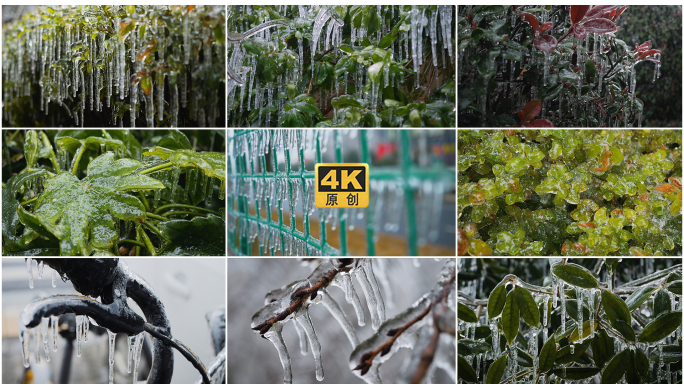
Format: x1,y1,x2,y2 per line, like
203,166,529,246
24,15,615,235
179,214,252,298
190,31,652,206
24,130,53,169
534,34,558,52
158,215,226,255
601,349,629,384
634,348,649,377
556,337,592,363
538,336,556,372
649,345,682,363
457,302,478,323
157,129,192,150
501,289,520,344
458,339,491,356
625,286,657,311
515,287,540,328
591,328,614,368
638,311,682,342
666,280,682,295
488,283,507,320
568,320,598,343
520,100,542,122
142,147,226,181
458,355,478,383
582,18,618,34
552,263,599,288
585,5,618,20
2,169,50,242
485,353,507,384
520,12,539,32
654,289,671,317
571,5,590,24
601,290,631,330
552,367,601,380
18,153,163,255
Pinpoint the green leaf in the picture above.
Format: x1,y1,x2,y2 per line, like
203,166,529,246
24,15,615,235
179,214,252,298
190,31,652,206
552,263,600,288
541,84,563,101
23,153,164,255
24,130,51,168
551,367,601,380
666,280,682,295
515,287,540,328
654,289,672,318
625,350,640,384
457,355,478,383
243,41,261,55
634,348,649,377
538,336,556,372
592,328,614,368
157,129,192,150
601,349,629,384
638,311,682,343
501,289,520,344
601,289,632,330
158,216,225,255
611,318,636,342
566,299,591,323
458,340,491,356
368,62,383,83
556,338,593,364
2,169,49,242
568,320,598,343
625,286,657,311
331,95,363,109
486,353,508,384
458,302,478,323
488,283,507,320
142,147,225,180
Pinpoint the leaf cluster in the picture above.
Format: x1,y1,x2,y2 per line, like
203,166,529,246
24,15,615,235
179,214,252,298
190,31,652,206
458,258,683,384
458,129,682,256
2,129,226,256
227,5,455,127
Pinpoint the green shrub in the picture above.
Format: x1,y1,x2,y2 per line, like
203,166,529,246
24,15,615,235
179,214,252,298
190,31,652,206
458,129,682,256
226,5,455,127
457,258,682,384
2,5,225,127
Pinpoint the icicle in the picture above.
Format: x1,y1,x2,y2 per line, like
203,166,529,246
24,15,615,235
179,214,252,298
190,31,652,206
107,330,116,384
491,319,500,357
320,289,359,347
26,257,34,289
578,290,584,340
352,260,385,330
76,315,83,357
51,315,58,352
559,280,566,333
265,323,292,384
543,52,549,86
128,335,134,373
83,317,89,342
511,345,518,384
133,333,144,382
332,273,366,326
34,325,41,364
588,289,595,333
20,324,30,367
146,86,155,128
543,297,549,327
295,310,324,381
37,260,44,279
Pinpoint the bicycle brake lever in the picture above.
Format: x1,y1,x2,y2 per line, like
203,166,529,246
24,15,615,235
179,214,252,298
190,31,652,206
21,294,145,336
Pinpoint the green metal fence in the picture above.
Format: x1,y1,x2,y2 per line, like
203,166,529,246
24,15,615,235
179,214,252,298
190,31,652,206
227,129,455,256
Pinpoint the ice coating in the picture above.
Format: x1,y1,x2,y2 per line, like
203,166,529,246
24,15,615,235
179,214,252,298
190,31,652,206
296,310,324,381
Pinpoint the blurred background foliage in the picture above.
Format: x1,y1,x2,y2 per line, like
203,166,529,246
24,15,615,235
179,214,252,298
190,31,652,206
618,5,682,127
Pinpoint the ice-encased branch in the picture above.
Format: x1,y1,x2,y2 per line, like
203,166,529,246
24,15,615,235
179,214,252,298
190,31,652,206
251,258,385,384
349,260,455,384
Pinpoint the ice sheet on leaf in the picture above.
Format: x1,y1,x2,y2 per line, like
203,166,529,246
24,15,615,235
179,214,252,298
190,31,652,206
142,146,226,181
17,152,163,255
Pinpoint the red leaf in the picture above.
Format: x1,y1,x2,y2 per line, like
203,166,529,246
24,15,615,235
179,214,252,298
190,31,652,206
520,12,539,33
579,222,597,228
669,177,682,189
573,24,587,40
637,49,660,61
581,18,618,34
571,5,591,24
655,184,678,193
539,22,553,34
613,5,629,21
520,100,542,122
534,34,558,52
585,5,618,20
525,119,554,127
